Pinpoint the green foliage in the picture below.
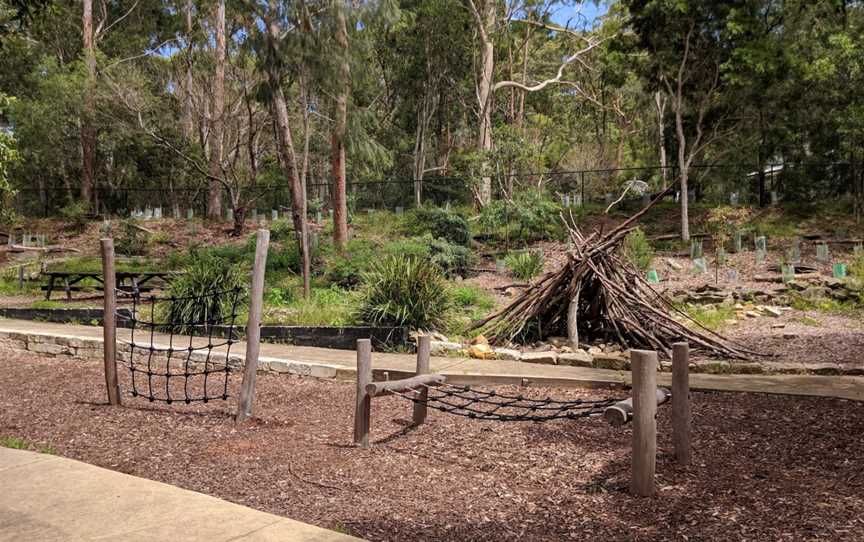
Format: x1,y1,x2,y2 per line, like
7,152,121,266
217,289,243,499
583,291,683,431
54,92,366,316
622,227,655,272
115,219,148,256
447,284,496,337
479,190,562,244
505,250,544,281
0,435,54,454
58,201,90,233
356,254,451,330
263,283,357,326
408,206,471,246
682,304,736,331
324,240,376,288
0,93,20,197
381,234,473,278
160,252,248,331
269,219,295,242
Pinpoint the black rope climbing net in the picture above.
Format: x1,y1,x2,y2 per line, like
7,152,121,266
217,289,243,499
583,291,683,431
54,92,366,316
392,383,624,422
115,287,243,404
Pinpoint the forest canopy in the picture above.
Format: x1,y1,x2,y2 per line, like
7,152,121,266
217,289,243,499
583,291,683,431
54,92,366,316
0,0,861,240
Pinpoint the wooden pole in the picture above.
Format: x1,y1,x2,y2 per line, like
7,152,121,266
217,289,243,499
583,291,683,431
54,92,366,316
413,335,431,425
567,289,580,349
630,349,657,497
100,238,121,406
17,265,24,290
672,342,691,466
236,229,270,422
354,339,372,447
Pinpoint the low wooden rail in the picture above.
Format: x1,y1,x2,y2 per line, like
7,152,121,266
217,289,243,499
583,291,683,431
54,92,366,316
353,335,436,448
365,374,445,398
603,388,671,427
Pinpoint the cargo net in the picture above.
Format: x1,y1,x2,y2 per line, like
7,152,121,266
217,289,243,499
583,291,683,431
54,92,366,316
393,383,623,422
115,287,243,404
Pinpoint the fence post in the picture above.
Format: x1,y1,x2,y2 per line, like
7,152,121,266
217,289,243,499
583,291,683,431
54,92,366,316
354,339,372,447
672,342,691,466
630,349,657,497
100,238,121,406
413,335,431,426
236,229,270,422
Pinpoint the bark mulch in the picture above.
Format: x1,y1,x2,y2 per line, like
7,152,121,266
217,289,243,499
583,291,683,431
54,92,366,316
2,348,864,541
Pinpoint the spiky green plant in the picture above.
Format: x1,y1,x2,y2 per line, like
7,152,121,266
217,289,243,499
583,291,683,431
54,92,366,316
158,252,248,333
504,250,544,281
356,255,451,330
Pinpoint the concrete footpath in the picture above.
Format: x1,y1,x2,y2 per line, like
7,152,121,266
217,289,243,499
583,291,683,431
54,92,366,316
0,447,360,542
1,318,863,402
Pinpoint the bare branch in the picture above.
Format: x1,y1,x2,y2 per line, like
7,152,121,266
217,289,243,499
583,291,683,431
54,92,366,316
492,37,608,93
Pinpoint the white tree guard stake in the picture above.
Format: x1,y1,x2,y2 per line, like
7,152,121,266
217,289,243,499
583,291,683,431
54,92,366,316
100,238,121,406
413,335,432,425
630,349,658,497
354,339,373,447
672,342,691,465
236,229,270,422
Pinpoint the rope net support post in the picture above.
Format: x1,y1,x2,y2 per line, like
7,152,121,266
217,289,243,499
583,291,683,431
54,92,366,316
630,349,658,497
354,339,372,447
672,342,691,466
100,238,121,406
413,335,431,426
236,229,270,423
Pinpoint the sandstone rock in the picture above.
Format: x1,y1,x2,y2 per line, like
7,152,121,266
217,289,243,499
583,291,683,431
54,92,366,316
546,336,569,347
469,343,495,360
430,340,462,355
558,350,593,367
494,348,522,361
666,258,683,270
521,352,558,365
763,306,783,317
592,353,629,371
744,310,761,318
587,346,603,355
770,323,786,329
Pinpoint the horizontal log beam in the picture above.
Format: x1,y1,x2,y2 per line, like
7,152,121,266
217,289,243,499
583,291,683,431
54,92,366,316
604,387,671,427
366,374,445,398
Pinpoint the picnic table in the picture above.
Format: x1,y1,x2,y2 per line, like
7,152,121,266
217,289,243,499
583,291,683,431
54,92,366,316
41,271,179,300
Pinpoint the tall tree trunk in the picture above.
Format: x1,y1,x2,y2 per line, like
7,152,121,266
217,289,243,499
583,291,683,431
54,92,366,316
330,3,350,251
206,0,225,220
475,0,495,206
267,12,311,297
674,100,690,242
81,0,96,208
182,0,195,141
654,91,668,189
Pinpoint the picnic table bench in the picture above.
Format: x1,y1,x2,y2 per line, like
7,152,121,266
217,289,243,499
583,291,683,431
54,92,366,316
41,271,179,300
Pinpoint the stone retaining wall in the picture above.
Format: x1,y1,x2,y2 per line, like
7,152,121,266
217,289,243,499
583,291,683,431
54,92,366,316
0,329,345,380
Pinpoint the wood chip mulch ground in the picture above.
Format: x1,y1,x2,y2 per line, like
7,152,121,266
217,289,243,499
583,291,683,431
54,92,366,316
2,348,864,541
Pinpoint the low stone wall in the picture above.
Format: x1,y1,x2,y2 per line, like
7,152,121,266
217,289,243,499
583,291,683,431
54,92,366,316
0,329,346,380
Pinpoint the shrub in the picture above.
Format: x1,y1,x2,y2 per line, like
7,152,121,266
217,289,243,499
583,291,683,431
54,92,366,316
479,190,562,244
409,206,471,246
425,236,474,278
356,254,451,330
59,201,90,233
505,250,544,280
160,252,248,331
324,240,376,288
623,227,655,272
269,218,295,242
382,235,474,278
115,219,149,256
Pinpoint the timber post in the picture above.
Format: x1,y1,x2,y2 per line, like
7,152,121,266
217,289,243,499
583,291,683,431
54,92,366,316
630,349,658,497
236,229,270,422
672,342,691,465
100,238,121,406
413,335,431,425
354,339,372,447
